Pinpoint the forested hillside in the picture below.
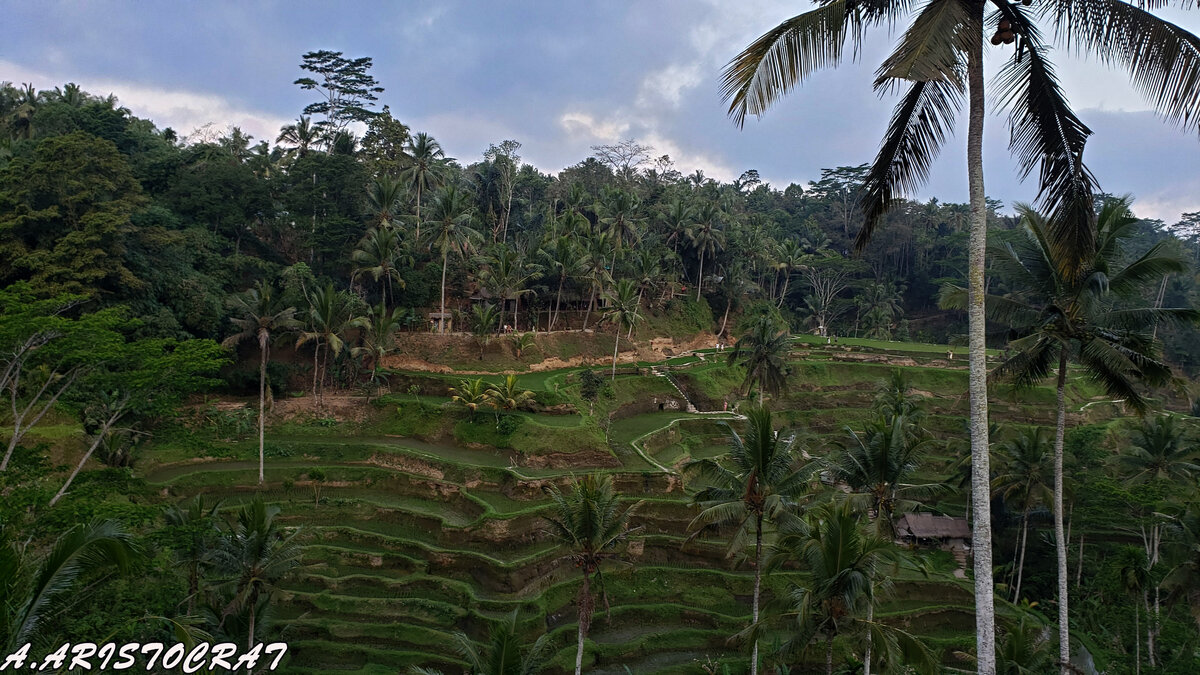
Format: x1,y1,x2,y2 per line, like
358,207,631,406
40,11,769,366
2,51,1200,675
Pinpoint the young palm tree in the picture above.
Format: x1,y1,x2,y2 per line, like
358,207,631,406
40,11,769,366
402,132,450,238
834,413,939,536
992,428,1054,603
450,378,492,420
1118,415,1199,485
945,199,1197,659
470,302,501,360
722,7,1200,669
352,226,408,307
484,375,536,417
509,332,538,360
774,501,931,675
207,496,301,650
727,316,791,400
602,279,642,381
1,520,136,654
543,474,642,675
685,405,816,675
222,281,300,485
424,185,482,334
686,201,727,302
408,611,551,675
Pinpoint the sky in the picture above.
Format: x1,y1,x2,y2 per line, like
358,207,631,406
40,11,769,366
5,0,1200,223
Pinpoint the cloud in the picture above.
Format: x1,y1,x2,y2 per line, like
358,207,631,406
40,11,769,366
0,59,290,143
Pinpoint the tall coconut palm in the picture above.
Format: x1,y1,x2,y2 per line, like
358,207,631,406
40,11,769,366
685,405,816,675
424,185,482,334
727,316,791,400
543,474,642,675
721,7,1200,670
596,188,644,259
774,238,808,309
1,520,136,654
945,199,1197,661
352,226,408,307
578,232,613,331
540,235,585,331
276,116,320,159
366,175,407,227
602,279,642,381
686,202,727,302
297,282,354,402
408,611,551,675
1118,415,1200,485
402,132,450,238
222,281,300,485
479,244,542,332
659,196,695,259
207,497,301,650
992,428,1054,603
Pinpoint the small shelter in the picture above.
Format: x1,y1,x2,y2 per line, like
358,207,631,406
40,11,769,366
895,513,971,549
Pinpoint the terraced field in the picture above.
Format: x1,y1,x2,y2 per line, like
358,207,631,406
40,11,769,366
141,342,1131,673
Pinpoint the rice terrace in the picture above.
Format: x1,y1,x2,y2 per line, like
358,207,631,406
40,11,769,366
3,3,1200,674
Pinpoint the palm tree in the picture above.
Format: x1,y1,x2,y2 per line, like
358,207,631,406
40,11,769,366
721,8,1200,670
222,281,301,485
630,248,663,316
479,244,541,332
685,405,815,675
543,474,642,675
727,316,791,400
276,116,319,158
407,611,550,675
659,196,694,259
1118,415,1199,484
596,188,643,259
774,238,807,308
164,495,223,616
471,302,501,359
297,282,354,402
774,501,930,675
992,428,1054,603
834,413,939,536
402,132,450,238
1116,546,1150,674
995,617,1057,675
539,235,584,331
451,378,492,420
350,301,406,397
207,497,301,650
602,279,642,381
686,202,726,302
1163,499,1200,636
946,199,1196,660
1,520,136,654
578,232,613,331
484,375,535,417
366,175,407,227
352,226,408,307
424,185,482,334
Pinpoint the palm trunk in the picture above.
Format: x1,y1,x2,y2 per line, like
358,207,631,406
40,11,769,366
965,16,997,673
583,281,595,331
258,344,267,484
696,252,705,302
611,333,619,381
1054,347,1070,672
440,252,449,334
1144,589,1154,668
752,514,762,675
415,184,422,240
1014,514,1029,602
553,274,565,330
515,295,521,333
864,600,874,675
825,632,834,675
777,274,790,309
248,600,257,651
720,296,732,339
1134,603,1140,675
311,342,320,400
1076,534,1085,589
576,572,591,675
